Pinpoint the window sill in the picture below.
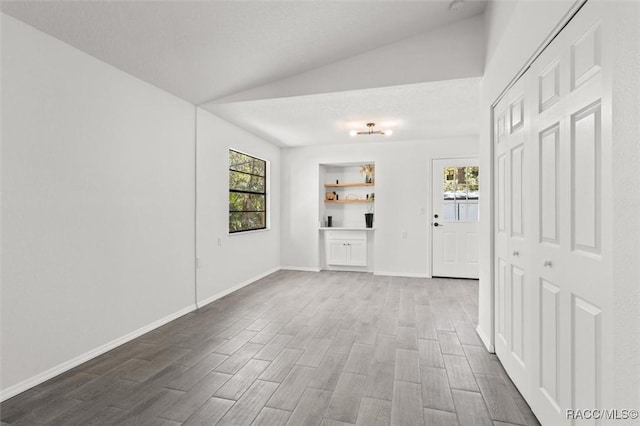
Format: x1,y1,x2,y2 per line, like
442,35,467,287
228,228,270,237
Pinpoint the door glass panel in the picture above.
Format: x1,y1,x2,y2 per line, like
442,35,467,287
442,166,479,222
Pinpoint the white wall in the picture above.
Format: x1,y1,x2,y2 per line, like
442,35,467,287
281,138,478,276
215,15,485,103
608,0,640,411
1,14,196,397
195,109,281,304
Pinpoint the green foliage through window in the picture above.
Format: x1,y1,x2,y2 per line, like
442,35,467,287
443,166,479,198
229,150,267,233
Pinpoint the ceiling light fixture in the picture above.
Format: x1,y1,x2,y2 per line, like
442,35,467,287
350,122,392,136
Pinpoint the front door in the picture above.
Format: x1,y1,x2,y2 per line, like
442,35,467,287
432,158,479,279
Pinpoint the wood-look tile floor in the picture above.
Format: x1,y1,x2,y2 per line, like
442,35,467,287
1,271,540,426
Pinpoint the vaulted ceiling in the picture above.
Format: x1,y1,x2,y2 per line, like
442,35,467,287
2,1,487,146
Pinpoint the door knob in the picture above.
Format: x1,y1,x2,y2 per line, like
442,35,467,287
513,251,520,257
544,260,552,268
434,223,443,227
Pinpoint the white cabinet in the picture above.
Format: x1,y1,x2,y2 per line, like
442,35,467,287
324,230,367,266
327,239,366,266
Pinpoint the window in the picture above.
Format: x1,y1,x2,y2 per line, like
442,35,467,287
229,150,267,233
442,165,479,222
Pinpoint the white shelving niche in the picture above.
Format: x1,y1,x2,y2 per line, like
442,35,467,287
318,162,375,272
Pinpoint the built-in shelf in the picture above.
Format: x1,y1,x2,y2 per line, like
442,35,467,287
324,199,373,204
324,182,374,188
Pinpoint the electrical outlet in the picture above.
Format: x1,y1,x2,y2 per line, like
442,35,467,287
196,257,201,268
419,207,426,215
401,231,408,239
217,237,222,247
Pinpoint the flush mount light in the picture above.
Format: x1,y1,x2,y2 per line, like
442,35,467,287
349,122,392,136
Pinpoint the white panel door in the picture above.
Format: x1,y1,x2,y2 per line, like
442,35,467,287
529,29,568,423
530,4,612,424
494,3,613,425
494,96,510,362
432,158,479,279
494,74,533,396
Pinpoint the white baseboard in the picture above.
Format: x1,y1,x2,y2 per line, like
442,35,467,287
1,266,283,402
0,303,196,402
374,271,429,278
324,266,369,273
476,324,495,353
196,266,281,308
279,266,321,272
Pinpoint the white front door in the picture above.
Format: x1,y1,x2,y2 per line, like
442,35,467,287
432,158,479,279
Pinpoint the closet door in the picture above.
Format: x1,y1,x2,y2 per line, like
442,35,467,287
494,75,534,398
529,30,569,424
506,76,533,394
494,2,613,424
529,3,612,424
493,95,510,372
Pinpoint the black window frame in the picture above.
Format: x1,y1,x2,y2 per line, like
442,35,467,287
228,149,267,233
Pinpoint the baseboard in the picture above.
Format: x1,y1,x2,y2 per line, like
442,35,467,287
476,324,495,353
0,303,196,402
374,271,429,278
1,266,283,402
324,266,369,273
279,266,321,272
196,266,282,308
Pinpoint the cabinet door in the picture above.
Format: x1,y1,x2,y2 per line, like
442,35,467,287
327,240,348,265
347,240,367,266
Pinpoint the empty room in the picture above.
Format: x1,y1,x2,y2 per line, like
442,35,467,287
1,0,639,425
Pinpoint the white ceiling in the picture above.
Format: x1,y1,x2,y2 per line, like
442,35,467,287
1,0,486,105
3,1,486,147
204,77,480,147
